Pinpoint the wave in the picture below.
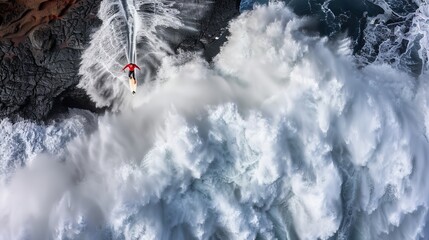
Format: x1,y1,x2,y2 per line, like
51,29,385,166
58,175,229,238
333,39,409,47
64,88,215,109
241,0,429,76
0,110,97,181
1,2,429,239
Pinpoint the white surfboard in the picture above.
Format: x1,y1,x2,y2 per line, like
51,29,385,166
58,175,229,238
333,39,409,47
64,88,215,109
129,77,137,94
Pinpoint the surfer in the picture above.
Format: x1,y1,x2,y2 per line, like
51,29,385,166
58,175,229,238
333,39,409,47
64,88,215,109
123,63,141,79
122,63,141,94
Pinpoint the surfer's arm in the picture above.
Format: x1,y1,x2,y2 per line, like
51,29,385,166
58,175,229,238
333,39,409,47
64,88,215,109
122,64,130,71
136,65,141,70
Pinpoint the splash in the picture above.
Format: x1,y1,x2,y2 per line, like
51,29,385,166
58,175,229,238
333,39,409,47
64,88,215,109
0,110,97,180
1,2,429,239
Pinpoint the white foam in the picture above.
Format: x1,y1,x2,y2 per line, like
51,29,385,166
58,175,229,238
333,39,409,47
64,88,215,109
359,0,429,75
0,110,96,180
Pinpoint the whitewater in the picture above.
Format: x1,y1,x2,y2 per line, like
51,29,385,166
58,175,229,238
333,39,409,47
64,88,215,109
1,1,429,239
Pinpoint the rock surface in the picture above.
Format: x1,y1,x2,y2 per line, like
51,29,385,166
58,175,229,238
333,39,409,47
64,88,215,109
176,0,241,61
0,0,102,120
0,0,240,120
0,0,77,43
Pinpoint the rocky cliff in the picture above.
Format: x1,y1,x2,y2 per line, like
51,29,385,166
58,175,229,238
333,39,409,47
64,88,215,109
0,0,103,120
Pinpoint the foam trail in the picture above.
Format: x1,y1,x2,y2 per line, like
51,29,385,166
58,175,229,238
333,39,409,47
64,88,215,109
2,2,429,240
120,0,138,63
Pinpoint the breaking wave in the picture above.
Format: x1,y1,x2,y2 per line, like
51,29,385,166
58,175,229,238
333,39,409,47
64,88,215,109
1,2,429,239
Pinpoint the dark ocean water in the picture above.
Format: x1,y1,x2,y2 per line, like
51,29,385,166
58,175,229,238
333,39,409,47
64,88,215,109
240,0,425,75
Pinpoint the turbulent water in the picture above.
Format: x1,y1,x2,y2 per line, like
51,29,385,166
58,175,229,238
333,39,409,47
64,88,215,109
1,1,429,239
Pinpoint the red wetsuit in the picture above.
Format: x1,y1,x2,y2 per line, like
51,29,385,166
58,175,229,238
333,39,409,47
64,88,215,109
123,63,141,78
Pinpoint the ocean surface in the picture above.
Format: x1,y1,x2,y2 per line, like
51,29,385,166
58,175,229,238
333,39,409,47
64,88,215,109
1,0,429,239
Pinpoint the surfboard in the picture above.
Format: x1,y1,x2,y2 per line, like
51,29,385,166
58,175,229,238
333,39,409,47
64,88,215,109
129,77,137,94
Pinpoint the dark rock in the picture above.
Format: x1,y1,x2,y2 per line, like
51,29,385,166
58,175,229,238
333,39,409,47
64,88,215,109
176,38,205,53
0,0,103,120
199,0,241,61
49,86,108,119
175,0,241,61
